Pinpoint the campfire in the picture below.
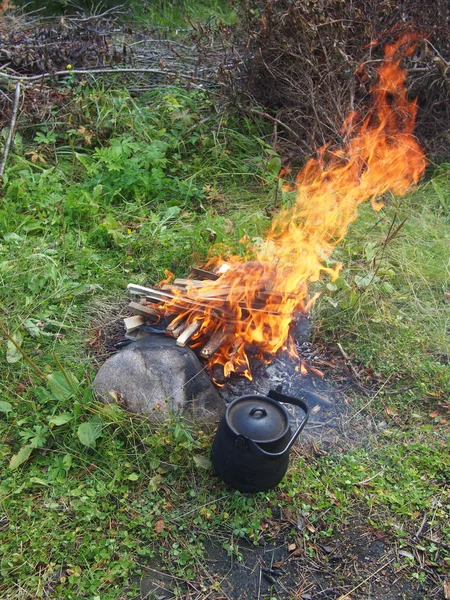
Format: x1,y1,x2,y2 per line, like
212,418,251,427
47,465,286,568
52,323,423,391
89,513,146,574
125,34,426,383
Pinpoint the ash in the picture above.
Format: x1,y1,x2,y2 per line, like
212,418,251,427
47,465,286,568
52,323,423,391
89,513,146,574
219,338,347,446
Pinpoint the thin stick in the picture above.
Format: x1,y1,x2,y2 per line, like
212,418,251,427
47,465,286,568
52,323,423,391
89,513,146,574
250,108,302,141
418,534,450,551
344,376,392,424
0,82,21,180
337,342,360,381
414,513,428,539
0,318,46,378
337,558,395,599
0,68,208,84
353,469,384,487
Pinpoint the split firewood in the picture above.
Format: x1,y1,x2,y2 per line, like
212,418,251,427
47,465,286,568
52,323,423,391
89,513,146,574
190,267,219,281
128,284,232,318
126,328,152,341
303,363,325,378
171,319,190,338
224,336,244,375
217,264,231,275
302,389,334,407
128,301,161,320
166,313,187,334
172,278,212,289
123,315,145,333
128,283,284,319
176,321,201,346
190,284,265,299
160,284,185,293
200,329,232,358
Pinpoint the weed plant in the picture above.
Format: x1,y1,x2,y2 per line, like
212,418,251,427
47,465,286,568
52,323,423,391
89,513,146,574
0,73,449,597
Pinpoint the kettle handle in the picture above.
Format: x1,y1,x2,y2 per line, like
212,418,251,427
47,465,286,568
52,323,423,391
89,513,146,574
245,389,310,460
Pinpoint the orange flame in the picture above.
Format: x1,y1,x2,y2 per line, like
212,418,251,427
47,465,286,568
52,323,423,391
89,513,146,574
159,34,427,380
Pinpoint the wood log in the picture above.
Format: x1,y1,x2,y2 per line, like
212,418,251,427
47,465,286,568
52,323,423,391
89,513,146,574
127,283,235,320
128,301,161,319
124,315,144,333
172,278,211,288
160,283,185,293
126,328,152,341
190,267,219,281
166,314,187,334
191,285,264,299
302,389,334,407
176,321,201,347
303,363,325,378
200,330,232,357
171,319,190,338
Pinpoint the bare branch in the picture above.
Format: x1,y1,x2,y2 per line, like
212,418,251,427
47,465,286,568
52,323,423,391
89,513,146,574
0,81,21,180
0,67,210,84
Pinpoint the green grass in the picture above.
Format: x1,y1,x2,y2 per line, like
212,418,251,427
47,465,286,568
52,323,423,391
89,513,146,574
0,70,449,597
314,171,450,399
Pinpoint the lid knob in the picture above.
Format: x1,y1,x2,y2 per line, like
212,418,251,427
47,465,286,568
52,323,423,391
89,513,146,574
249,407,267,418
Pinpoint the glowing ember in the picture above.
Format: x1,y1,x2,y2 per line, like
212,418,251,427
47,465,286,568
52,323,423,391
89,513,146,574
158,34,427,381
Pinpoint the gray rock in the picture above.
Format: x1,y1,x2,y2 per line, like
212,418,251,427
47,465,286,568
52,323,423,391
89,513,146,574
93,336,224,425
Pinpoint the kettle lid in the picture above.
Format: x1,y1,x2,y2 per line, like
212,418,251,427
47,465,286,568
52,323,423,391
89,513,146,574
226,395,290,444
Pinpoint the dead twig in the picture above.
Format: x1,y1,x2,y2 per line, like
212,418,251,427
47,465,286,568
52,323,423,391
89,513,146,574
0,68,209,84
249,108,302,142
381,386,414,396
337,342,360,381
414,513,428,539
336,557,395,599
0,81,21,181
353,469,384,487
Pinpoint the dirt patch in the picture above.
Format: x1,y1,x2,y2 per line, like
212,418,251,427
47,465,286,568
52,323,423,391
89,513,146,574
135,515,442,599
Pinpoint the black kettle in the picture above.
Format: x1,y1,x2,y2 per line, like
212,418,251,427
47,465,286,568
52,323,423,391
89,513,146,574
211,388,309,493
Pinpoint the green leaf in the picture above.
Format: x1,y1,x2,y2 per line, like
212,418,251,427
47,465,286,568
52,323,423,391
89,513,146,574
0,401,13,414
9,445,33,470
266,155,282,175
29,477,49,487
4,232,24,244
127,473,139,481
364,242,378,262
77,416,103,448
6,331,23,364
22,319,41,338
354,274,374,288
47,371,79,401
193,454,212,470
48,413,73,427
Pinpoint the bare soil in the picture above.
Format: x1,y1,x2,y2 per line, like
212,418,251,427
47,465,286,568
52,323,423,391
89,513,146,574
136,514,442,599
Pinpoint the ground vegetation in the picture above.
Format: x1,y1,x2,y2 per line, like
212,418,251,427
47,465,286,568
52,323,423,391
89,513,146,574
0,1,448,598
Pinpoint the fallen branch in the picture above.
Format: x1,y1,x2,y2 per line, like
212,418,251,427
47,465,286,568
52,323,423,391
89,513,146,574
0,68,210,84
337,342,361,381
0,81,21,181
414,513,428,539
249,108,302,142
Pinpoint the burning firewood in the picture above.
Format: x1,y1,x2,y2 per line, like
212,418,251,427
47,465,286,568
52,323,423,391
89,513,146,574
176,321,201,347
127,301,161,320
123,36,427,383
200,330,233,358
